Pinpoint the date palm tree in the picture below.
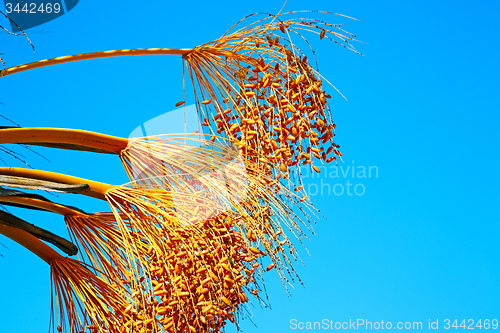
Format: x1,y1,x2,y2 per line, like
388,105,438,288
0,10,361,333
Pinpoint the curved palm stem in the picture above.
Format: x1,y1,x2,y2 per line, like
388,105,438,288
0,209,77,255
0,167,113,199
0,194,84,215
0,48,193,77
0,127,128,154
0,221,63,263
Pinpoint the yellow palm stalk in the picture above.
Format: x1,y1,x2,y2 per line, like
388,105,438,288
0,128,246,185
0,48,192,77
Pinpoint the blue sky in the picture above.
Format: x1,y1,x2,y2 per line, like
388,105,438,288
0,0,499,332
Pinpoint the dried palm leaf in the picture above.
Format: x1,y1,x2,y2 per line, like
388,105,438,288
0,209,77,255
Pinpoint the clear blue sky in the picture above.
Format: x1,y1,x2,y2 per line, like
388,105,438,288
0,1,499,332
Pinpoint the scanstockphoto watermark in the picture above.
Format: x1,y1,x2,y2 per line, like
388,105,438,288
290,319,423,330
300,162,378,197
290,319,499,330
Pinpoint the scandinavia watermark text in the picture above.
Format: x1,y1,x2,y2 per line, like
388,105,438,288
300,161,378,197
